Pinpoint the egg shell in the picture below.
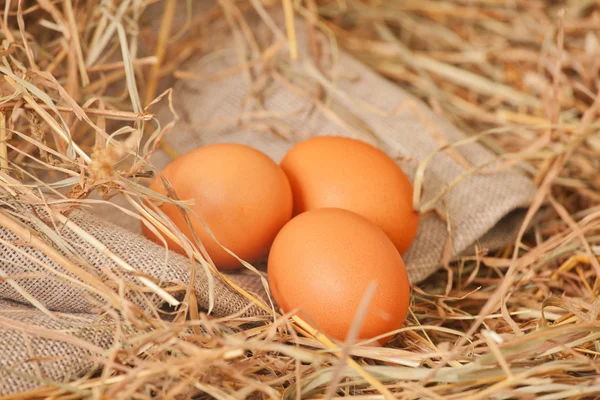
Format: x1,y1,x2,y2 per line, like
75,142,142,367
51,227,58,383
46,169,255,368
280,136,419,255
267,208,411,343
142,143,293,270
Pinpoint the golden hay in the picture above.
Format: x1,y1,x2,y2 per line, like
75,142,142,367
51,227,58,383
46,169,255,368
0,0,599,399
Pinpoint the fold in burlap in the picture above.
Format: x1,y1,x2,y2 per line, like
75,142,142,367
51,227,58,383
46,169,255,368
0,207,265,316
0,3,538,394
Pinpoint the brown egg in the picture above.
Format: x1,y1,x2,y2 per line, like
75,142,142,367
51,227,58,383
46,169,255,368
142,143,293,270
280,136,419,255
268,208,411,343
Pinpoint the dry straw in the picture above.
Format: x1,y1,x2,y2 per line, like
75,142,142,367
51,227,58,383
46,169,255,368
0,0,599,399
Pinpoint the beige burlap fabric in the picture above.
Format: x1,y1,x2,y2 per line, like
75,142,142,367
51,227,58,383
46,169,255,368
0,3,537,395
0,205,267,394
0,206,264,316
0,299,114,394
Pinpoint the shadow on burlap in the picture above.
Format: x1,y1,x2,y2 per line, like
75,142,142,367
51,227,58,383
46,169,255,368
0,2,537,394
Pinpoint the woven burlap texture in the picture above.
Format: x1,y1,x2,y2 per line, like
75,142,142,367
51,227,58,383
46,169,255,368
0,299,114,394
0,206,267,395
0,5,538,395
0,206,264,316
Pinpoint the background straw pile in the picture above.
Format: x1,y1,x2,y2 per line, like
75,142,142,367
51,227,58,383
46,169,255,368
1,0,599,398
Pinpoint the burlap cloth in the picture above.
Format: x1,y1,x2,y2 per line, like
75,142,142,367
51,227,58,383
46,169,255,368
0,3,537,395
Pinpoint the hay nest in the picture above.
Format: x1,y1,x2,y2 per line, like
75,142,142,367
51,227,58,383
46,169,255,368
0,0,599,398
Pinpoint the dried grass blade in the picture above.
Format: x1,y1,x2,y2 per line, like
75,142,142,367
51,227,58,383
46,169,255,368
0,262,54,318
16,0,37,70
144,0,177,106
282,0,298,60
0,111,6,171
64,0,89,86
116,24,142,115
0,315,105,354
